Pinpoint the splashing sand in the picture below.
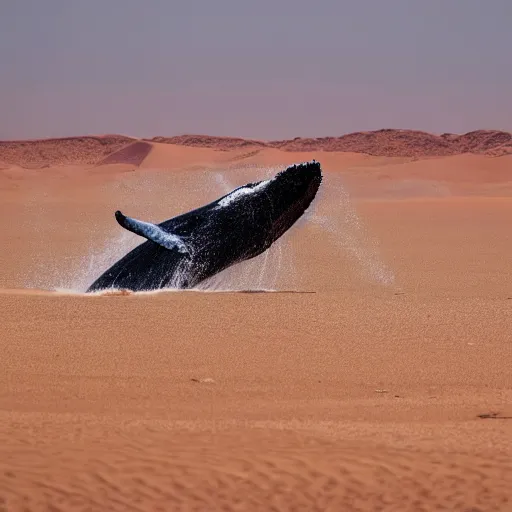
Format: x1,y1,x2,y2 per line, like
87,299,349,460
24,165,394,293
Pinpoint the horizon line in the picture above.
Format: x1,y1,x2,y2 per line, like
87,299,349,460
1,127,511,144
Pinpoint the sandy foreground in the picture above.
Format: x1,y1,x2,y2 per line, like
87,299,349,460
1,144,511,511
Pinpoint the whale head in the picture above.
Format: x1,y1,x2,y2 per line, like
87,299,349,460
213,160,322,246
261,160,323,240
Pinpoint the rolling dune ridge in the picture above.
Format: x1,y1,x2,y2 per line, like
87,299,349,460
2,128,511,169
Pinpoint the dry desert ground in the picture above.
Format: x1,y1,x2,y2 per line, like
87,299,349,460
1,132,511,511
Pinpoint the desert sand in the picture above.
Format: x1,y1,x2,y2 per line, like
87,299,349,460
1,131,511,511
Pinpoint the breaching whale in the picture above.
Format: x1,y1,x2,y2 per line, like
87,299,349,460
87,161,322,292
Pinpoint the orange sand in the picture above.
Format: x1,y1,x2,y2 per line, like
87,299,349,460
0,139,511,510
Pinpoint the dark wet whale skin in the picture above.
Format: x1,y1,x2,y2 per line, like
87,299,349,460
87,161,322,292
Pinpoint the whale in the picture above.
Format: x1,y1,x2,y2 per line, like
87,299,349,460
86,160,322,292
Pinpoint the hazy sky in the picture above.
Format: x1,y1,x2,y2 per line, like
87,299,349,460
1,0,511,139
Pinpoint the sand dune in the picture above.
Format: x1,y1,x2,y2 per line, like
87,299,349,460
0,135,134,168
149,129,512,157
2,128,511,169
270,129,512,157
1,141,511,510
97,140,153,167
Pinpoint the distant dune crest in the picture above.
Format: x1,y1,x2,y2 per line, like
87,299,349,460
154,129,512,157
1,129,510,167
0,135,134,168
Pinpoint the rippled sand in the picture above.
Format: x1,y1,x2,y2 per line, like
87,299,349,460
1,147,511,510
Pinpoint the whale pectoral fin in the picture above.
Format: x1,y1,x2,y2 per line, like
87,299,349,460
115,210,189,254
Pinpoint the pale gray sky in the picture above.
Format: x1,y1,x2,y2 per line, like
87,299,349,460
1,0,511,139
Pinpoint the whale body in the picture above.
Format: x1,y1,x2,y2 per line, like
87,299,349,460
87,161,322,292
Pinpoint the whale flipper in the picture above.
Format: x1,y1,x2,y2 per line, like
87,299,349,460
115,210,189,254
